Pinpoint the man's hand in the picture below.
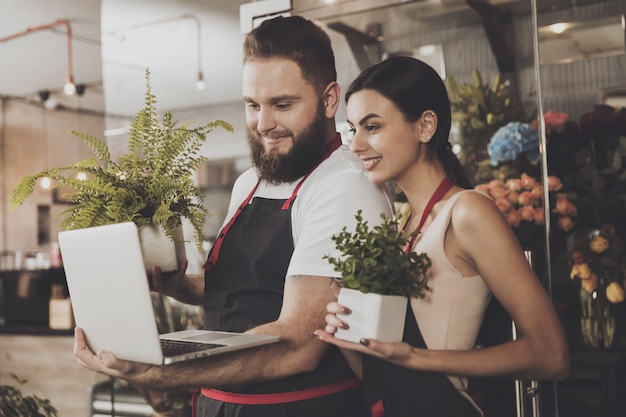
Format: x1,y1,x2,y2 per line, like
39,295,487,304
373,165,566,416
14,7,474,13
73,327,152,383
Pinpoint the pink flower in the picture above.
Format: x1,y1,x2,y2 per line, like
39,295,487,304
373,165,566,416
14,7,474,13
495,198,512,213
558,216,574,232
554,194,577,216
518,191,534,206
520,173,537,189
531,185,543,199
547,175,563,191
518,206,535,222
491,186,508,199
488,179,505,190
476,173,577,233
505,178,522,192
506,210,521,227
507,190,519,204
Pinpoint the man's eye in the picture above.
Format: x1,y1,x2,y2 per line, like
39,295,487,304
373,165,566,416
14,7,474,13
275,103,292,110
246,103,260,110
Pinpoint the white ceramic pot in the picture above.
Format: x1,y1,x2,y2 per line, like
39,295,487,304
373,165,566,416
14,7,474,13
138,223,186,274
335,287,407,343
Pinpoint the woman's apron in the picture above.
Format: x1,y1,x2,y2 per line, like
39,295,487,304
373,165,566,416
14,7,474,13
362,305,482,417
196,135,366,417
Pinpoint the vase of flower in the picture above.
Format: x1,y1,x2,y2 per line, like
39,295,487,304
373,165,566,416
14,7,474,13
579,287,615,349
570,228,626,349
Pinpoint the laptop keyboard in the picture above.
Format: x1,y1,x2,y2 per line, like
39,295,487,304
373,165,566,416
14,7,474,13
160,339,224,356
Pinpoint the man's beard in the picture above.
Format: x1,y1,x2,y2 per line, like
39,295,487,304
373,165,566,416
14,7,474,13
247,105,328,185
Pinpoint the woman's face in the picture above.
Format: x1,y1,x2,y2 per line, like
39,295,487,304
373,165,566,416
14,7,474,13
346,89,422,185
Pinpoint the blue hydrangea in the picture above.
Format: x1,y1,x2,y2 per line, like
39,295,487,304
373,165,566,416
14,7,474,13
487,122,540,166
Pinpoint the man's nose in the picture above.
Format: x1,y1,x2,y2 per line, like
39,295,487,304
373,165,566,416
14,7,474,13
256,108,277,133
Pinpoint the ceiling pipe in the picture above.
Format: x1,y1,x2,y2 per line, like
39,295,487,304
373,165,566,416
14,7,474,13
0,18,75,95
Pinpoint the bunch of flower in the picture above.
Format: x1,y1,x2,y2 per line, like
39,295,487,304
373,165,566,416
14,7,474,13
475,173,577,232
539,105,626,236
487,122,540,167
446,70,522,183
530,109,570,135
569,224,625,306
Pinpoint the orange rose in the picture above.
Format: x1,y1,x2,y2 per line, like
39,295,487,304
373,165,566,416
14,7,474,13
547,175,563,191
518,206,535,222
558,216,574,232
581,273,598,294
606,282,625,304
507,190,519,204
475,184,490,194
488,179,505,190
570,263,591,280
554,194,577,216
495,198,512,213
505,178,522,192
506,210,521,227
491,186,508,199
520,173,537,189
517,191,534,206
589,235,609,254
530,185,543,199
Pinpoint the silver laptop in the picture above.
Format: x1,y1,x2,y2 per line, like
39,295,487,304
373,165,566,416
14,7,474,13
58,222,280,365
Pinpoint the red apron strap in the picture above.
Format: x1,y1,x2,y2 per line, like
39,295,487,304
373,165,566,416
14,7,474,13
200,377,361,405
204,134,343,271
203,181,260,271
281,134,342,210
190,388,200,417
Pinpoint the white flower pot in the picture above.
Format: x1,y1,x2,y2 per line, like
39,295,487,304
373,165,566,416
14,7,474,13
335,287,407,343
138,223,186,274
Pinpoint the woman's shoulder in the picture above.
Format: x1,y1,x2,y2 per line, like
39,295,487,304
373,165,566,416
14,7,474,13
448,189,503,228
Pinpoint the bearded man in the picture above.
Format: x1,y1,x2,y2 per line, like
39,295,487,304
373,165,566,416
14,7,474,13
74,15,391,417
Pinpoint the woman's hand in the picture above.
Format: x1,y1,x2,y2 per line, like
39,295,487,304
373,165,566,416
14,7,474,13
314,283,415,364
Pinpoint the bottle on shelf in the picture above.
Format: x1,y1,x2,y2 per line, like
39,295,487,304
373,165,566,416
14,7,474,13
49,284,73,330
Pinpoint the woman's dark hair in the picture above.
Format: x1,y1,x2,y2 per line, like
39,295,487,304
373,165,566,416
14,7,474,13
345,56,472,189
243,16,337,95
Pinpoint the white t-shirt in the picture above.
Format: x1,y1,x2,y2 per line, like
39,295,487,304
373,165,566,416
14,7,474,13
224,144,393,279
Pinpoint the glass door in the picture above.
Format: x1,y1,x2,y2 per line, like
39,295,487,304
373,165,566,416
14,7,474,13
294,0,626,416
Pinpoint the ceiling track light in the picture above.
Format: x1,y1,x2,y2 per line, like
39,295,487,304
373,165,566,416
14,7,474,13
0,18,76,96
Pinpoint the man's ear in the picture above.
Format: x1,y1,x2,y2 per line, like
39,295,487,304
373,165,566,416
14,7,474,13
323,82,341,118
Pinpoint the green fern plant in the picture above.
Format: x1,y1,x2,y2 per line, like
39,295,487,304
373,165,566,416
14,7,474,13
10,69,233,250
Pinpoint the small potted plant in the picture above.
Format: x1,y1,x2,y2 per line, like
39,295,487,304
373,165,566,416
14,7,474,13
1,373,58,417
10,70,233,272
324,210,431,343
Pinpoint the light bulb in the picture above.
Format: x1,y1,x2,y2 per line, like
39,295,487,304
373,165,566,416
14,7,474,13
64,75,76,95
40,177,52,190
550,23,567,34
43,97,58,111
196,71,206,91
76,172,88,181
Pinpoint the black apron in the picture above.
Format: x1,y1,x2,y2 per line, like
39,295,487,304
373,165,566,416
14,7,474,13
197,135,366,417
362,305,481,417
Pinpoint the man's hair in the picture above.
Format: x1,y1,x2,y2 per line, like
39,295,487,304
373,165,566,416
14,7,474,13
243,15,337,94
